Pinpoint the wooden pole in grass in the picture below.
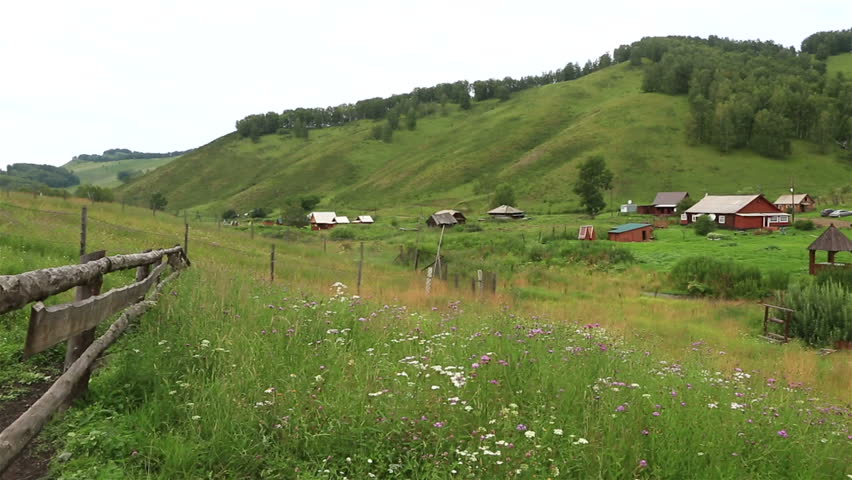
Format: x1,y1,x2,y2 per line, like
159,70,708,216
250,221,255,240
357,242,364,295
425,267,433,294
270,244,276,282
79,207,87,257
477,269,484,296
184,223,190,258
433,226,446,279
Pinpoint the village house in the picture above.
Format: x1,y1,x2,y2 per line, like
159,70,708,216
487,205,525,219
638,192,690,216
608,223,653,242
334,215,351,224
434,209,466,224
773,193,816,213
309,212,337,230
682,194,790,229
426,212,458,228
353,215,374,224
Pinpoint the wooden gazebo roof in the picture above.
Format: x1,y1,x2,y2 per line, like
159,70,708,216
807,225,852,252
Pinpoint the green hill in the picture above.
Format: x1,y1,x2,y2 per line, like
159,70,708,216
65,155,181,188
120,60,852,215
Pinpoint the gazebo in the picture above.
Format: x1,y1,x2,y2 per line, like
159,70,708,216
807,224,852,275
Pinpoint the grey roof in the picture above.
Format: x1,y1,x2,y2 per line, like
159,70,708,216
355,215,374,223
774,194,812,205
685,195,762,214
335,216,350,224
428,213,458,226
808,225,852,252
435,209,465,218
488,205,524,215
310,212,337,224
652,192,689,206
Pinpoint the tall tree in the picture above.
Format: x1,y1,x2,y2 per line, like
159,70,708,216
573,156,613,217
491,184,517,208
149,192,168,216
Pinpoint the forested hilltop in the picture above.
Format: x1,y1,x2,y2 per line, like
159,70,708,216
0,163,79,191
118,30,852,213
71,148,192,163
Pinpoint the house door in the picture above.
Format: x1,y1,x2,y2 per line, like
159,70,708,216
642,230,647,241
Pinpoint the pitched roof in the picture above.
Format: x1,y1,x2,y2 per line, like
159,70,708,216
487,205,524,215
310,212,337,224
808,225,852,252
355,215,374,223
652,192,689,206
608,223,652,234
774,194,812,205
335,216,350,224
435,209,465,218
429,213,458,226
685,195,762,214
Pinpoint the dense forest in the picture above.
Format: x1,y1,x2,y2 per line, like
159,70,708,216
72,148,192,163
637,32,851,158
2,163,80,188
235,29,852,160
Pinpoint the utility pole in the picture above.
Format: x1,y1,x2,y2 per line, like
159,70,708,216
789,178,795,225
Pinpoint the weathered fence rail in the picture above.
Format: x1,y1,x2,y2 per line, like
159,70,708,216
0,246,188,315
0,245,190,474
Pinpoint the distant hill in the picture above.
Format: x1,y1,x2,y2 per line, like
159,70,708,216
118,35,852,215
70,148,192,163
64,155,183,189
0,163,79,193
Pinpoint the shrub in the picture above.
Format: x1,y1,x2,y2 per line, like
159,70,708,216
461,223,482,233
222,209,238,220
693,215,716,236
670,256,765,299
330,227,355,240
765,269,791,291
815,268,852,291
785,280,851,346
555,242,635,267
793,219,815,231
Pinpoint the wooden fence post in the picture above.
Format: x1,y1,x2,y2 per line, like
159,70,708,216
323,236,327,253
453,274,459,289
79,207,87,257
413,249,420,271
491,272,497,294
357,242,364,295
63,249,105,405
425,267,433,294
270,244,276,282
250,221,255,240
184,223,190,258
477,269,484,296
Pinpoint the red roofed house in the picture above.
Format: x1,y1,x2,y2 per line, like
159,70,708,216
682,195,790,230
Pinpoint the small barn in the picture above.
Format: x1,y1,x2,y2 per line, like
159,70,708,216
774,194,816,213
807,224,852,275
682,194,789,230
488,205,525,219
638,192,690,216
578,225,596,240
309,212,337,231
608,223,653,242
426,212,458,228
353,215,374,224
435,209,467,224
335,216,351,224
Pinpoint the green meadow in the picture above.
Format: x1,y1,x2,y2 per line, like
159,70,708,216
64,156,181,189
0,193,849,479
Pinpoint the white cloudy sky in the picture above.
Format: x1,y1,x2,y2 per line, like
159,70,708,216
1,0,849,170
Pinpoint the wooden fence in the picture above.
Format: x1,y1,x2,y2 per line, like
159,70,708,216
0,245,190,473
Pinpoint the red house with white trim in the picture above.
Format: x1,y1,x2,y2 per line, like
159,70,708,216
681,194,790,230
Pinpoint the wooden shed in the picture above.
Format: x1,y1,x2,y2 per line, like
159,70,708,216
487,205,525,219
638,192,690,216
774,193,816,213
807,224,852,275
434,209,466,224
426,212,458,228
608,223,653,242
309,212,337,231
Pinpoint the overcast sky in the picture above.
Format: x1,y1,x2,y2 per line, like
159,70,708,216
1,0,849,170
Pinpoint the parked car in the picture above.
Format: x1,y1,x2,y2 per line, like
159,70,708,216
828,209,852,218
821,208,835,217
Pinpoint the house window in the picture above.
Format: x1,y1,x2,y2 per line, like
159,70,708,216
692,214,700,222
680,213,687,221
718,215,725,223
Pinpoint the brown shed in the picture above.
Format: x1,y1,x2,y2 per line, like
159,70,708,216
608,223,653,242
426,212,458,228
807,224,852,275
434,209,467,224
774,194,816,213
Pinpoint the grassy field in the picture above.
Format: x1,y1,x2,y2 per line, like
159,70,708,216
64,156,180,189
0,193,849,478
827,52,852,78
117,59,852,216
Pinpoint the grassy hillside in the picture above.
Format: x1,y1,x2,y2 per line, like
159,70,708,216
827,52,852,77
119,61,852,215
64,155,180,188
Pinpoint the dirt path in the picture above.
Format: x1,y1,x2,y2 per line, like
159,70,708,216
0,381,56,480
